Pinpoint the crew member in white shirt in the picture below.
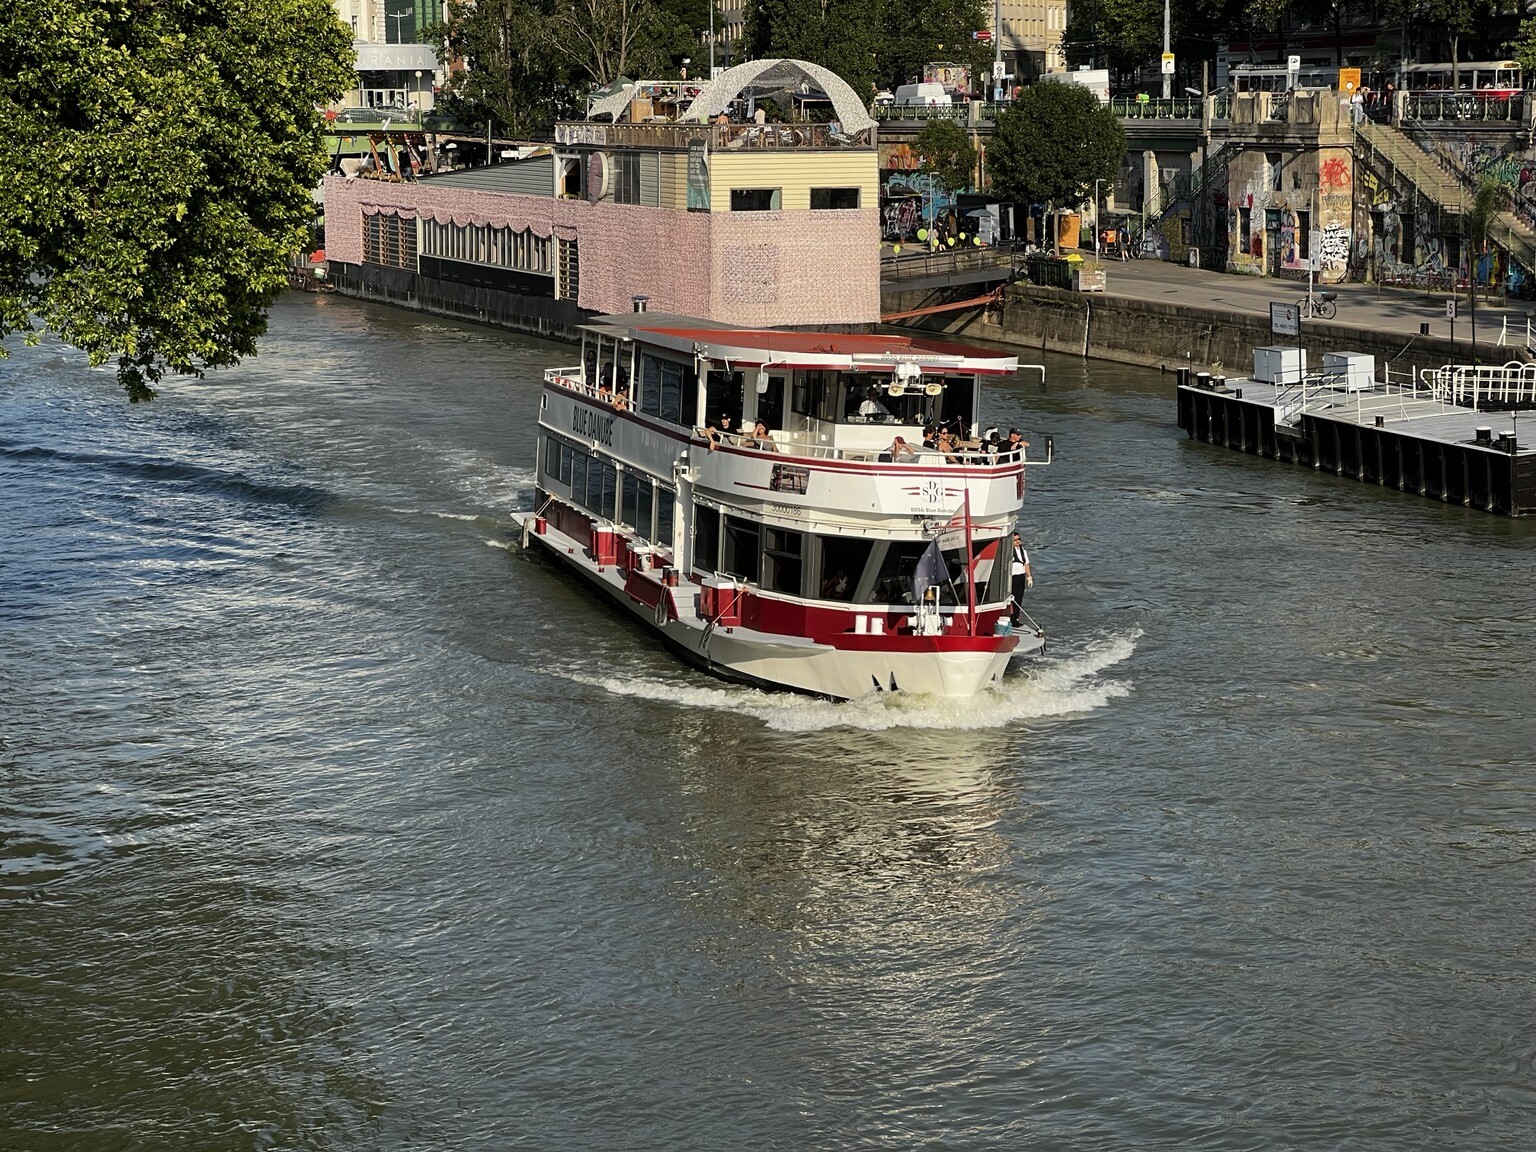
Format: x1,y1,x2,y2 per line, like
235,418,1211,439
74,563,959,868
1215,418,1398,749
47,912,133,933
1009,532,1033,624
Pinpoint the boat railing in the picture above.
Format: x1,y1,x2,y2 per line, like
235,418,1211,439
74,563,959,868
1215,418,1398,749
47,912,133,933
707,429,1031,467
545,369,1038,466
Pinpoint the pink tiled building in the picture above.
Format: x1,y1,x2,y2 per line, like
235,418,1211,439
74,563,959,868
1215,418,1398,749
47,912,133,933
322,60,882,335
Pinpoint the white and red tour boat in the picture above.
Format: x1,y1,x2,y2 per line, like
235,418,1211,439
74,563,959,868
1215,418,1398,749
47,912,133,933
514,311,1049,699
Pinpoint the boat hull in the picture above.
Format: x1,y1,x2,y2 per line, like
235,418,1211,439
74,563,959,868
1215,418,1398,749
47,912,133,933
517,513,1042,701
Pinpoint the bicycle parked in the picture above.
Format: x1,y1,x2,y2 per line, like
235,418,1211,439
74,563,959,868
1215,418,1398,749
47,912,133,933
1299,290,1338,319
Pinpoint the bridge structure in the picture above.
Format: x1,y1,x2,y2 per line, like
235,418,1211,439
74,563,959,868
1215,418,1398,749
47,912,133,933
878,91,1536,290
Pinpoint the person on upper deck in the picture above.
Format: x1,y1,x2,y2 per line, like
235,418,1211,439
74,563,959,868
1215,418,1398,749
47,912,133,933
858,388,888,418
747,420,775,450
886,435,919,462
922,424,939,450
1005,428,1029,456
703,412,735,451
935,428,959,463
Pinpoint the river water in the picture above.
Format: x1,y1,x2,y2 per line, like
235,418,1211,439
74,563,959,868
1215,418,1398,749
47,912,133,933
4,293,1534,1150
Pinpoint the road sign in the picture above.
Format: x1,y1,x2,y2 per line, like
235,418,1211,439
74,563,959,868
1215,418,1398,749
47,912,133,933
973,29,992,41
992,60,1006,80
1161,52,1175,75
1446,300,1458,320
1287,54,1301,72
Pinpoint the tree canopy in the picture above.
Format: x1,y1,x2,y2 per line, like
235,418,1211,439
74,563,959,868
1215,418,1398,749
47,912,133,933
745,0,991,97
0,0,353,401
429,0,708,130
988,81,1125,209
913,120,978,195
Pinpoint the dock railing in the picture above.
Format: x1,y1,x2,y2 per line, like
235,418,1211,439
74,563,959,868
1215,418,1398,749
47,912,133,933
1421,361,1536,410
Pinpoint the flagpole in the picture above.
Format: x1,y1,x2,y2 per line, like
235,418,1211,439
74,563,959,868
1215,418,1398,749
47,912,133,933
963,490,977,635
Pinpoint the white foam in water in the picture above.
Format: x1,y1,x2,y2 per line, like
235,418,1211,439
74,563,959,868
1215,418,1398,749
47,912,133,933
558,628,1138,732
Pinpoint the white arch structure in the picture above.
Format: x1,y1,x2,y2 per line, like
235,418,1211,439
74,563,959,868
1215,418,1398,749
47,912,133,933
678,59,876,136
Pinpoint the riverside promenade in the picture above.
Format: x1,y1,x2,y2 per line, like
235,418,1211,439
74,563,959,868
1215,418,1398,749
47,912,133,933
882,256,1536,380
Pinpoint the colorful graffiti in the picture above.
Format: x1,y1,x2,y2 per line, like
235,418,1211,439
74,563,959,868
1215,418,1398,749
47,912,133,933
1320,156,1352,190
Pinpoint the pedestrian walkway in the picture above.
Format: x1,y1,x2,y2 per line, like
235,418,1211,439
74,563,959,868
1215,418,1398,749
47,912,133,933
1090,257,1535,346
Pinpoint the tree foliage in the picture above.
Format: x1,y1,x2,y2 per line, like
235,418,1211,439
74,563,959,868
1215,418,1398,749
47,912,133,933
988,80,1125,209
744,0,885,96
0,0,352,401
913,120,977,194
430,0,707,130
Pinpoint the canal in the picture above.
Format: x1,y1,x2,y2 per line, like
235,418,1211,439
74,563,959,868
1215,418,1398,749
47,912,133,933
3,293,1534,1149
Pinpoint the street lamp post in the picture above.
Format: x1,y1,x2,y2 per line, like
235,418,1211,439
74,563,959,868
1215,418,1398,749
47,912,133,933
414,69,422,118
386,7,410,44
709,0,715,76
1094,179,1103,257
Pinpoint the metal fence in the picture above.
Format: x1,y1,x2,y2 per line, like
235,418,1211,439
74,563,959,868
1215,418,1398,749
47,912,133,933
1404,94,1518,122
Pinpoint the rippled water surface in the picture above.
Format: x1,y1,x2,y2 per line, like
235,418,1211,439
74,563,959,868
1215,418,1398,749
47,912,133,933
4,295,1535,1150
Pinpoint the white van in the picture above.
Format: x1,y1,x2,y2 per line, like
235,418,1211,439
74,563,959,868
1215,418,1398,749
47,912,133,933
894,82,952,107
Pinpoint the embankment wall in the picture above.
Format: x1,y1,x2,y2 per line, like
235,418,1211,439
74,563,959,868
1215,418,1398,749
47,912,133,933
883,283,1512,382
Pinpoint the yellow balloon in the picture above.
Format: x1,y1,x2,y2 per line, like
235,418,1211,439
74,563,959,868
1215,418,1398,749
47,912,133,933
973,236,982,246
917,228,928,240
947,237,956,247
893,243,902,254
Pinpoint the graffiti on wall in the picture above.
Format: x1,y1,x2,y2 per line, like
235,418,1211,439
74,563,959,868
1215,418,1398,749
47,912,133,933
1319,156,1351,191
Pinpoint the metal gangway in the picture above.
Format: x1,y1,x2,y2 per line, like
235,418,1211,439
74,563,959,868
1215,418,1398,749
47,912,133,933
1420,361,1536,410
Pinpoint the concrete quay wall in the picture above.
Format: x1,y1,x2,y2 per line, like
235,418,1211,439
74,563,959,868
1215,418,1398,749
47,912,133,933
883,283,1510,383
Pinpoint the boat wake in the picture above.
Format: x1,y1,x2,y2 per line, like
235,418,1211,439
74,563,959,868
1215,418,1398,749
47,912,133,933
558,628,1138,732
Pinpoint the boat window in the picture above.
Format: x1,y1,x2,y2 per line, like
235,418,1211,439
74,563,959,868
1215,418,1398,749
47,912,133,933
693,506,720,572
620,471,640,530
816,535,872,601
704,370,743,428
937,375,977,436
764,528,804,595
660,361,685,425
571,449,588,505
639,355,662,418
758,375,786,429
596,460,617,520
722,517,760,582
861,541,971,606
636,480,653,542
791,370,841,422
656,485,675,548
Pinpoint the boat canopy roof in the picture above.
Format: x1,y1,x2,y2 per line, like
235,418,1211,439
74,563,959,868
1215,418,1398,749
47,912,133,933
581,315,1018,375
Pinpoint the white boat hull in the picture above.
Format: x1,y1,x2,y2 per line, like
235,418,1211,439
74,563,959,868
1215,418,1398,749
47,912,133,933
517,513,1043,700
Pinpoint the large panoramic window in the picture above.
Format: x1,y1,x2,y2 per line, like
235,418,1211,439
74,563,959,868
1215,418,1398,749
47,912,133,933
730,188,781,211
810,188,860,210
763,528,803,595
421,219,550,273
693,506,720,572
362,211,417,269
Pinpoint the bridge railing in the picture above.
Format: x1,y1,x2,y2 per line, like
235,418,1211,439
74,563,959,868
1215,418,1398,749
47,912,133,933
881,246,1015,283
871,103,1006,122
1110,96,1205,120
1404,94,1519,123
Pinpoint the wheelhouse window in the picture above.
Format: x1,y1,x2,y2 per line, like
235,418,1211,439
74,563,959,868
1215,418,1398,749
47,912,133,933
810,188,860,210
640,354,696,426
730,188,781,211
656,485,675,548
